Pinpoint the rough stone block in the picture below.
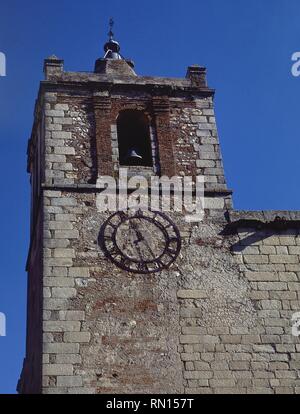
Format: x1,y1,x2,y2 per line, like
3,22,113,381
180,335,202,344
43,321,81,332
51,198,77,206
53,117,73,125
230,361,250,371
67,387,95,394
47,154,66,163
245,272,278,281
64,332,91,343
54,104,69,110
58,310,85,321
52,162,73,171
43,343,80,354
184,371,213,380
181,353,200,362
68,267,90,277
55,147,76,155
204,198,224,209
47,222,74,230
270,255,299,264
43,299,69,310
257,282,288,291
57,376,83,387
209,379,235,388
43,364,73,376
55,354,82,364
177,290,207,299
244,255,269,264
47,124,63,131
45,110,65,117
52,131,72,139
44,258,73,267
51,288,77,298
53,248,76,258
54,230,79,239
193,361,210,370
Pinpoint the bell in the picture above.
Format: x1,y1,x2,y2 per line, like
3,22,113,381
125,148,143,165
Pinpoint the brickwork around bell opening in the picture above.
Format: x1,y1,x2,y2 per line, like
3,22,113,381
42,88,228,191
19,62,300,394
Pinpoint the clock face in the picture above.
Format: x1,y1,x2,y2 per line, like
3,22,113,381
99,209,181,274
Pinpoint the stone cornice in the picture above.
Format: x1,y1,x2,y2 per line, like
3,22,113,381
225,210,300,231
38,78,215,98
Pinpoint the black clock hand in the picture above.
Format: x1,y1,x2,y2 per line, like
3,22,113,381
135,229,144,243
133,239,144,261
136,220,157,260
128,220,145,260
129,219,156,260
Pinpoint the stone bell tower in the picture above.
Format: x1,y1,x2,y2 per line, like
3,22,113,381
19,22,300,395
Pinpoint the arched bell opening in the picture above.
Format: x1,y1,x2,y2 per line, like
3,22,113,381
117,110,153,167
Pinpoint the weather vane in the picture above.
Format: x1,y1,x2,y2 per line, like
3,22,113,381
108,18,114,40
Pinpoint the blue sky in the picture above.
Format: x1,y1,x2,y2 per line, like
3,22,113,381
0,0,300,393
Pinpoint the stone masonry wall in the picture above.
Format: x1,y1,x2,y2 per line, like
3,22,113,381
179,217,300,394
170,96,227,193
44,93,96,186
42,190,187,394
41,189,300,394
